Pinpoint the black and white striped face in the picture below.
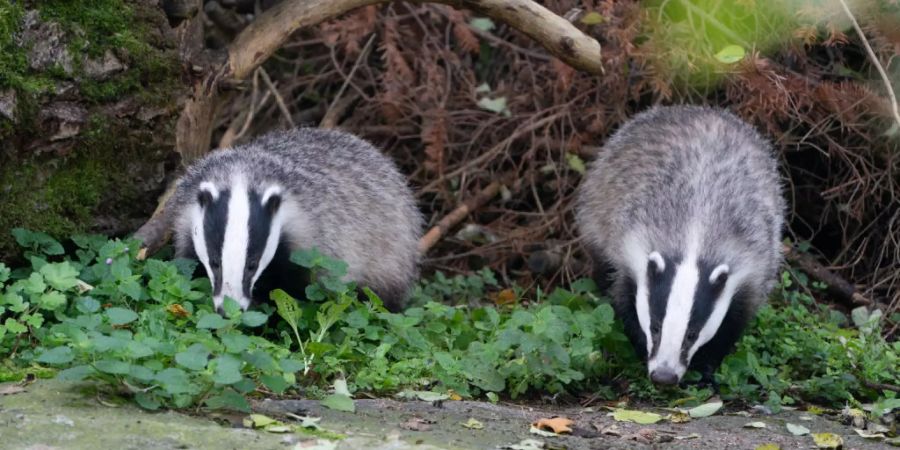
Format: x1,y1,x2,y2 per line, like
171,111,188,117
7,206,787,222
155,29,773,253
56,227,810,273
190,178,284,313
634,251,735,385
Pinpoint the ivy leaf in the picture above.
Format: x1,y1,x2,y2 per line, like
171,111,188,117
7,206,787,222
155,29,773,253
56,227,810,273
260,374,289,394
76,297,101,314
155,368,193,395
212,355,243,385
135,392,161,410
221,333,252,354
0,263,9,284
106,307,139,325
205,389,250,412
95,359,131,375
197,313,229,330
714,44,746,64
118,278,143,300
36,346,74,365
241,311,268,327
175,344,210,371
4,318,27,334
22,273,46,295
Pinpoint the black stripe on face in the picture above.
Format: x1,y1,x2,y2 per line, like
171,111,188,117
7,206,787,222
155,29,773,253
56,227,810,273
243,189,276,300
680,260,728,364
201,189,230,296
647,254,677,359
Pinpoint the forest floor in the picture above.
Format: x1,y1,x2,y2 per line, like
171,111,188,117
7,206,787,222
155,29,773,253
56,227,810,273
1,379,889,450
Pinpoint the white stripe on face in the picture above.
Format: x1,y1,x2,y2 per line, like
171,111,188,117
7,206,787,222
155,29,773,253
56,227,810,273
687,273,740,360
648,256,699,379
190,203,214,294
218,176,251,310
624,235,654,357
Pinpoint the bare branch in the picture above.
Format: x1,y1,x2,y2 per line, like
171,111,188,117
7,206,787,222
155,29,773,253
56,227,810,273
418,180,503,254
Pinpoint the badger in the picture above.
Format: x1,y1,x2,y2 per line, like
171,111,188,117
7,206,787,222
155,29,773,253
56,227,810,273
575,105,784,386
167,127,423,314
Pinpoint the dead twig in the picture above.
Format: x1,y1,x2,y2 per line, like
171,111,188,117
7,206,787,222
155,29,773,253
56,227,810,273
782,244,873,307
418,180,504,254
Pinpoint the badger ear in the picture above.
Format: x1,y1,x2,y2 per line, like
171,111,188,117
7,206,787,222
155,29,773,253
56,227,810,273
261,186,283,215
647,251,665,275
709,264,729,285
197,182,218,208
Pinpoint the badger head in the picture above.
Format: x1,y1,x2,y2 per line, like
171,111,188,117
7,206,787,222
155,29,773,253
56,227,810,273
189,177,285,313
628,247,748,385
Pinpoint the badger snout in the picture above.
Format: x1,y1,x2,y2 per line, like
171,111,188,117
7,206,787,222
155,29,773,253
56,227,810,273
650,367,680,385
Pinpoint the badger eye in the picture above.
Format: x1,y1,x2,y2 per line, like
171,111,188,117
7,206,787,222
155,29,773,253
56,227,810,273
210,261,221,270
246,261,258,272
651,323,661,334
687,331,698,342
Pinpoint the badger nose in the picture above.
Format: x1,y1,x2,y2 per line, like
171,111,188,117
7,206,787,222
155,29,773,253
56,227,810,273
650,368,679,385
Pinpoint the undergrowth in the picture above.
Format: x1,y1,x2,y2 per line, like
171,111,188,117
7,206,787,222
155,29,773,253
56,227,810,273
0,230,896,416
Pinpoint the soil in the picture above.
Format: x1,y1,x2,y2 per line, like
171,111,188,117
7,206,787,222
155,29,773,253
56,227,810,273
0,379,892,449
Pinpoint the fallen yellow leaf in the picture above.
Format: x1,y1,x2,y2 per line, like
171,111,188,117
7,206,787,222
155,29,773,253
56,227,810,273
531,417,573,434
462,418,484,429
755,444,781,450
668,411,691,423
812,432,844,449
611,409,663,424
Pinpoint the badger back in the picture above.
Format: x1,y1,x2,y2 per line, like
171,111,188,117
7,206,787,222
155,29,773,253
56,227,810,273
169,128,423,312
575,105,785,383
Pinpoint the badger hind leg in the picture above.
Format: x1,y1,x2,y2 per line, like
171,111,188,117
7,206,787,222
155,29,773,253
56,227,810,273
589,250,616,294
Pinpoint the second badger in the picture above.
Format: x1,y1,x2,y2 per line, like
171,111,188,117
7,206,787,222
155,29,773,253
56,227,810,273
168,128,423,313
576,105,785,385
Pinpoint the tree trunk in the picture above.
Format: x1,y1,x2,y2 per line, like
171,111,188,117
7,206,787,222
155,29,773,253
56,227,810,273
0,0,187,260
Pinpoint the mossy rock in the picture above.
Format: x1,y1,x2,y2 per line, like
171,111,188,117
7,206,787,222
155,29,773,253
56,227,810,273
0,0,182,260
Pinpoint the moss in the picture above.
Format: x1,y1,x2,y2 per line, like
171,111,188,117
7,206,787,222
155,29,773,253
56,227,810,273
0,115,164,259
39,0,179,104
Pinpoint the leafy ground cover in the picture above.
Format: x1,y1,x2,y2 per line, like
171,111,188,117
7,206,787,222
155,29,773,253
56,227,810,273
0,229,897,420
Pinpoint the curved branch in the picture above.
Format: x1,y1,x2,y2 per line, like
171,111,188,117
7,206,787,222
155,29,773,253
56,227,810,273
138,0,603,256
227,0,603,81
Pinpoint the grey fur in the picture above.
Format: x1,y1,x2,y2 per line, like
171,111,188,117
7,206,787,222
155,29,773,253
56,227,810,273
168,127,423,310
575,105,785,371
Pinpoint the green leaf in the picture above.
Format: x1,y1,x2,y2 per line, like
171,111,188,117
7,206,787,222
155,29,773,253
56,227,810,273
212,355,243,385
4,318,27,334
786,423,809,436
38,291,67,310
0,263,9,284
221,333,252,354
241,311,268,327
321,393,355,413
40,263,79,291
22,273,46,295
58,365,95,381
175,344,210,371
76,297,101,314
135,392,161,410
688,401,723,418
12,228,64,255
222,297,242,318
611,409,662,424
155,368,194,395
95,359,131,375
106,307,139,325
205,389,250,412
118,279,143,300
37,346,74,365
580,11,605,25
566,153,586,174
260,374,290,394
468,17,494,32
197,313,229,330
714,44,746,64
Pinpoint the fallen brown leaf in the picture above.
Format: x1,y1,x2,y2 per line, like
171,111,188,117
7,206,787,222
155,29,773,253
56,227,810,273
493,288,517,305
167,303,190,318
401,417,435,432
531,417,574,434
0,383,26,395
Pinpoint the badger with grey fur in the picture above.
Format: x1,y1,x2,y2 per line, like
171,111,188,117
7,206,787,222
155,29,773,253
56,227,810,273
575,105,784,385
168,128,423,313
